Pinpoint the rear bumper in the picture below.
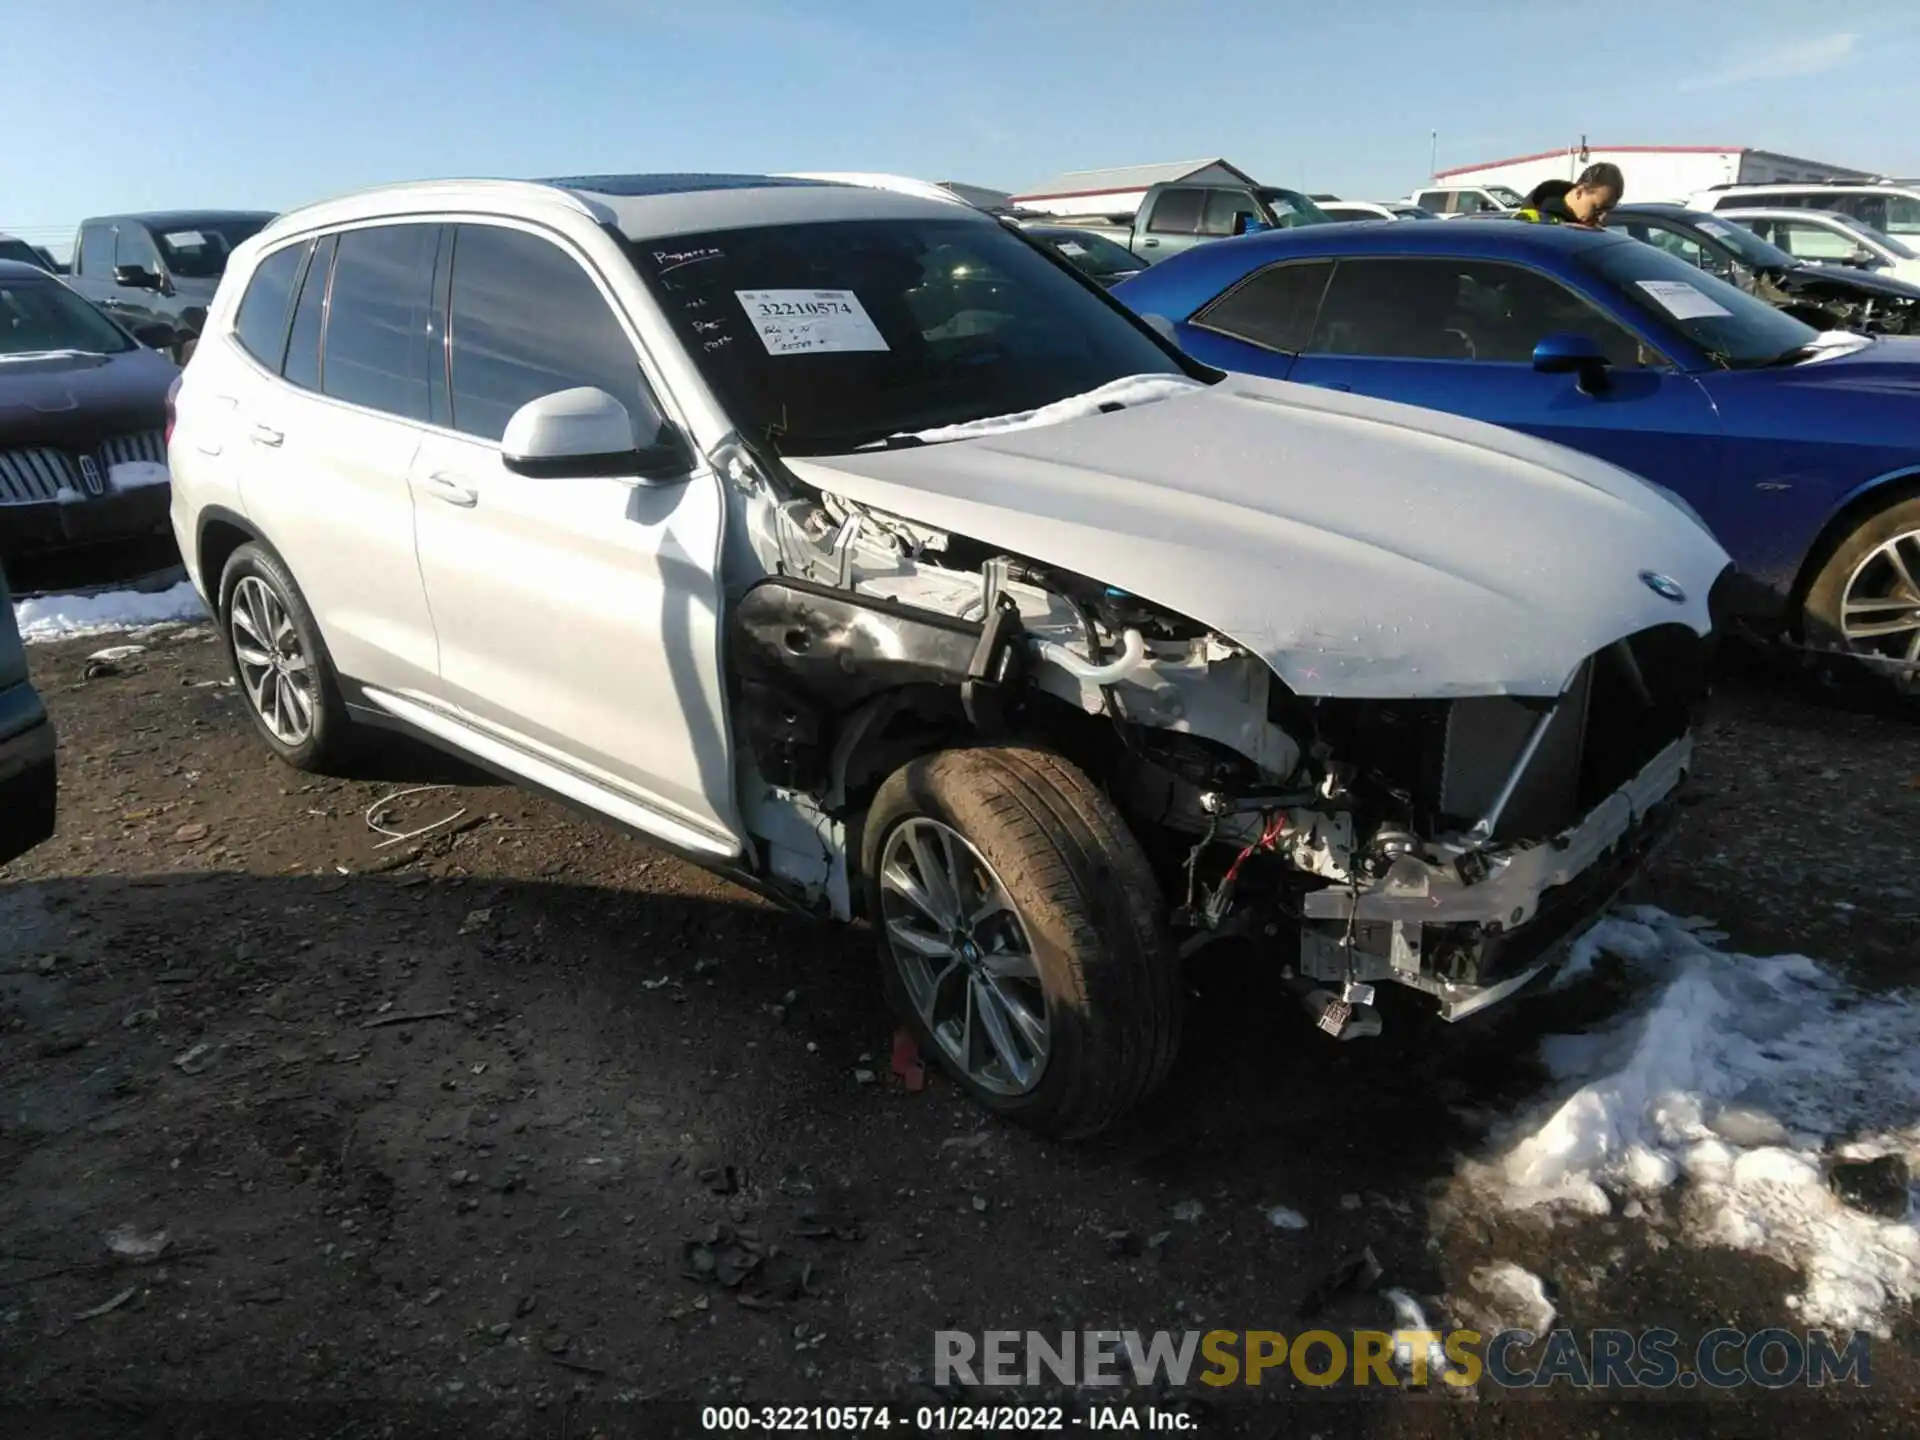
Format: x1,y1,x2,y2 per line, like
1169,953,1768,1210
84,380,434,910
0,712,57,866
0,486,174,563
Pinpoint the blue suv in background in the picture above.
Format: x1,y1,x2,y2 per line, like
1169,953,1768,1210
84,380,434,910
0,564,56,863
1112,221,1920,695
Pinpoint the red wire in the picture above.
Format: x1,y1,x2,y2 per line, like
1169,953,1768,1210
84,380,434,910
1221,813,1288,885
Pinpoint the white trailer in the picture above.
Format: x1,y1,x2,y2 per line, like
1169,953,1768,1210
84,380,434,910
1426,145,1872,206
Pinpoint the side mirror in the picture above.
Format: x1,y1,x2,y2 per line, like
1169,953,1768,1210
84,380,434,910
1232,212,1273,237
112,264,163,291
500,386,691,484
132,321,179,351
1532,331,1611,393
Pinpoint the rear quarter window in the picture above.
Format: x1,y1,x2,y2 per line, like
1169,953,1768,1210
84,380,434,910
232,242,307,369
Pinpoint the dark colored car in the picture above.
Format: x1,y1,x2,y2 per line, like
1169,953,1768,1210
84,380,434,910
0,235,55,272
66,210,274,360
1606,203,1920,335
0,260,181,592
1021,225,1145,286
1111,222,1920,695
0,560,57,864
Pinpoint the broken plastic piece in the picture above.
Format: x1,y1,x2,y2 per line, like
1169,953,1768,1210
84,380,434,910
890,1027,926,1092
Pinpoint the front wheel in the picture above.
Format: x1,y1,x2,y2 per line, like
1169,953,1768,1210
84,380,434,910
1800,496,1920,702
862,746,1182,1138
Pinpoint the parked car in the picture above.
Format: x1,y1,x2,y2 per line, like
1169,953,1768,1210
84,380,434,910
1714,209,1920,287
1319,201,1439,222
1686,182,1920,243
0,560,57,865
1048,181,1329,265
0,235,56,272
1,260,181,593
1019,225,1144,287
1111,221,1920,696
169,173,1730,1136
1606,203,1920,335
67,211,275,360
1409,184,1524,217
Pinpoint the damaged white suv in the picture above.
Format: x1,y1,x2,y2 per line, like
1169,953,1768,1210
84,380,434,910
169,174,1733,1136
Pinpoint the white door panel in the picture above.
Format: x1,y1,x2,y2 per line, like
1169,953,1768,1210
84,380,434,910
409,433,737,850
237,394,439,695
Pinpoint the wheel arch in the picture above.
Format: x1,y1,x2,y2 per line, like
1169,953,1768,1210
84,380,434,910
1791,465,1920,608
195,505,263,608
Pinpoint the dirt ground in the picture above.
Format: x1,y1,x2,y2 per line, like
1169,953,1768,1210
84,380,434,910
1,619,1916,1439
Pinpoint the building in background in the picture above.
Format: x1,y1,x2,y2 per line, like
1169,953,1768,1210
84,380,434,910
1011,158,1259,217
1427,145,1872,204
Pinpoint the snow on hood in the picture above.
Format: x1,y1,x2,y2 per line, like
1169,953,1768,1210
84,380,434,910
786,373,1730,699
891,374,1206,444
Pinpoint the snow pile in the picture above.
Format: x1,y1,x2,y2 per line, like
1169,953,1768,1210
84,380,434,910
1463,907,1920,1335
895,374,1205,444
1467,1261,1557,1334
14,581,205,643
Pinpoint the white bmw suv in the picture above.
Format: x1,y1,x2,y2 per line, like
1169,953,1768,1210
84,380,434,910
169,173,1731,1136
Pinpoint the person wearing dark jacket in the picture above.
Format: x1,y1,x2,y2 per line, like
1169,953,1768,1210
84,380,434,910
1514,164,1623,226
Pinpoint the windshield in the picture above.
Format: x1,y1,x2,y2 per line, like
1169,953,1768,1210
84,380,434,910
1033,229,1140,278
154,219,269,279
1486,186,1526,208
0,276,132,355
1689,214,1799,269
1255,189,1333,226
629,217,1188,455
1580,237,1817,368
1830,213,1918,261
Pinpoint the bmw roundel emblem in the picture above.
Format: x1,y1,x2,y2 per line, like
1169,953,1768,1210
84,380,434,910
1639,570,1686,604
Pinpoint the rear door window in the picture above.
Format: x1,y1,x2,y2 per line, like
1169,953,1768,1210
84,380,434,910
1192,260,1333,352
318,224,439,422
1146,189,1205,234
232,242,308,370
282,234,336,392
445,223,653,443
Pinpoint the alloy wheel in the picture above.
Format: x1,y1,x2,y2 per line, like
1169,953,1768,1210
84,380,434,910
230,575,315,745
1840,529,1920,692
878,817,1050,1096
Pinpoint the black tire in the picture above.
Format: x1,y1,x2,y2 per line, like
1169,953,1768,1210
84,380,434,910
862,745,1182,1139
218,541,355,772
1800,495,1920,703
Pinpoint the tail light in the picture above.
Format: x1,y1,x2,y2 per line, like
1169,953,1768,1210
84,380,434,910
165,373,182,448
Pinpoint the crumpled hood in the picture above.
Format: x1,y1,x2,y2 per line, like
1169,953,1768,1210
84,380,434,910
784,373,1731,699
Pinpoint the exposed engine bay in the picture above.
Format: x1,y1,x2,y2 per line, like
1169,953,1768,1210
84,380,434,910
1748,267,1920,336
724,475,1706,1040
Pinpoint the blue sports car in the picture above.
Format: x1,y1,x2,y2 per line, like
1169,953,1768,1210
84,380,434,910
1111,221,1920,693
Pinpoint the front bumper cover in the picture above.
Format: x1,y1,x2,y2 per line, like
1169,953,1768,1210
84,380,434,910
0,487,174,564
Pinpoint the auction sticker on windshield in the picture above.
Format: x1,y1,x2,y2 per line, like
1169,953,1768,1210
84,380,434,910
1635,280,1732,321
736,289,889,355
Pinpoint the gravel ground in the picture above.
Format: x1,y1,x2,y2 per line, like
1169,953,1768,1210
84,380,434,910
1,621,1915,1439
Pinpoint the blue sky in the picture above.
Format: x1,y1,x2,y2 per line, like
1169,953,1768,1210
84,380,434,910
4,0,1918,257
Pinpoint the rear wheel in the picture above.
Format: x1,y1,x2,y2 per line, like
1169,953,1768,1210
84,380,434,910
219,542,354,772
1801,496,1920,701
862,745,1182,1138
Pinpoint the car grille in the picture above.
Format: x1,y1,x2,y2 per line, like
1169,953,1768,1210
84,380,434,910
0,430,167,507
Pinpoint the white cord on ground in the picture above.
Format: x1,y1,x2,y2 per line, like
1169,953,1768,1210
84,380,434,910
366,784,469,850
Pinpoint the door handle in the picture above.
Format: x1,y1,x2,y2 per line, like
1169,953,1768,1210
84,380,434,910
422,471,478,507
1141,238,1160,248
249,423,283,447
